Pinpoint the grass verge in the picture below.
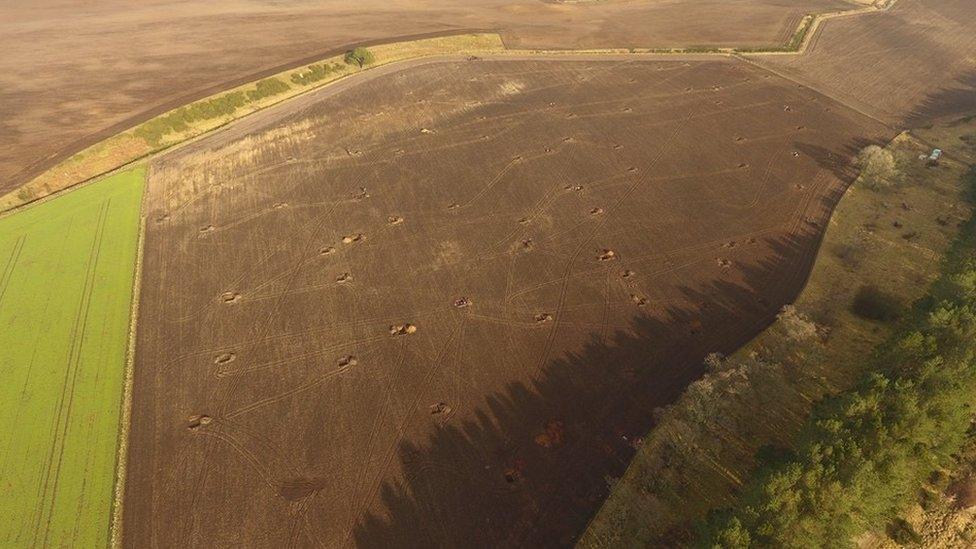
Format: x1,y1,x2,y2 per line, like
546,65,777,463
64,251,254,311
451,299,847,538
579,130,974,547
0,167,145,547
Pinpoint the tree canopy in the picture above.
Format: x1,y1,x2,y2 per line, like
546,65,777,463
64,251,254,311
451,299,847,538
344,47,375,68
855,144,900,188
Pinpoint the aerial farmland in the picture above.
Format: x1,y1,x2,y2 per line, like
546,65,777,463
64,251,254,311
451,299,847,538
2,1,975,547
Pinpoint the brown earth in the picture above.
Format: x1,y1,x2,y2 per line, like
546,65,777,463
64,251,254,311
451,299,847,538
0,0,854,197
124,57,889,547
751,0,976,126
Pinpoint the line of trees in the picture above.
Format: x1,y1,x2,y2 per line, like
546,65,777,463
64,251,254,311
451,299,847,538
699,169,976,547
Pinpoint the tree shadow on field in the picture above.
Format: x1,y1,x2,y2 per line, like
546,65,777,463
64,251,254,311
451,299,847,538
793,138,877,183
351,230,827,547
904,69,976,129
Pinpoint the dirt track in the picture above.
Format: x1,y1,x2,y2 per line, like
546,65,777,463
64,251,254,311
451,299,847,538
124,57,888,547
0,0,851,196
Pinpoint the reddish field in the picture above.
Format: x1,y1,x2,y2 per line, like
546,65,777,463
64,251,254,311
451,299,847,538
754,0,976,126
0,0,852,197
123,57,888,546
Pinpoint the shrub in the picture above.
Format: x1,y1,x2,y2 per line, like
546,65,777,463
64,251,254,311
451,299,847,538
344,46,375,68
290,63,345,85
247,78,290,102
886,518,921,545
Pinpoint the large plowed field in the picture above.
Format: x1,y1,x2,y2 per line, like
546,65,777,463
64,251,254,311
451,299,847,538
0,0,852,197
754,0,976,126
123,57,888,546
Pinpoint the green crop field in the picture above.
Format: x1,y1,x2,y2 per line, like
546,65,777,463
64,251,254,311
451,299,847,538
0,168,144,547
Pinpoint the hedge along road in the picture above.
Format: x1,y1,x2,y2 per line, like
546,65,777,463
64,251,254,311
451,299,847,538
0,167,145,547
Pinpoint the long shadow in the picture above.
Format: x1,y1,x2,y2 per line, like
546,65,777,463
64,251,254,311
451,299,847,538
904,69,976,129
793,138,876,182
351,229,824,547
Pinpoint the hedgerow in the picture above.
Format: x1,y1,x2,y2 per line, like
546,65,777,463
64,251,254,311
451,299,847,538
246,78,291,101
290,63,345,85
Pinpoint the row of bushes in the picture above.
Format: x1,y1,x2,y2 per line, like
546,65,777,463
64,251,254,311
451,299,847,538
290,62,345,86
133,79,288,145
246,78,291,102
700,169,976,547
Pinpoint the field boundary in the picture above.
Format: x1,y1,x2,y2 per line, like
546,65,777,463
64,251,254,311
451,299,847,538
109,168,149,549
108,209,146,549
1,0,902,213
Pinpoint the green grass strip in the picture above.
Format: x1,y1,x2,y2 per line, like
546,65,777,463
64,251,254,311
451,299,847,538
0,167,145,547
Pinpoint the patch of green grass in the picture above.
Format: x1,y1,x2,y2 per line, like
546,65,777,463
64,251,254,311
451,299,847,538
0,167,145,547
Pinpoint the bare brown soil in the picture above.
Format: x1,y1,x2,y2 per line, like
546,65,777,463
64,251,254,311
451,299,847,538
123,57,888,546
751,0,976,126
0,0,852,197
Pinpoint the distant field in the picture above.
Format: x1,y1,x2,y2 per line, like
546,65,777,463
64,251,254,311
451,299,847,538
752,0,976,126
0,0,853,200
0,168,144,547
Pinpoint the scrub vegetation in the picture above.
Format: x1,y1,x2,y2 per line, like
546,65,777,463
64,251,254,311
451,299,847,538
700,167,976,547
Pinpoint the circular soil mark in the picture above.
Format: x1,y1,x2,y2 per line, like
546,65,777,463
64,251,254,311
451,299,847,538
389,323,417,336
598,249,616,261
534,419,566,448
429,402,452,416
186,414,212,430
